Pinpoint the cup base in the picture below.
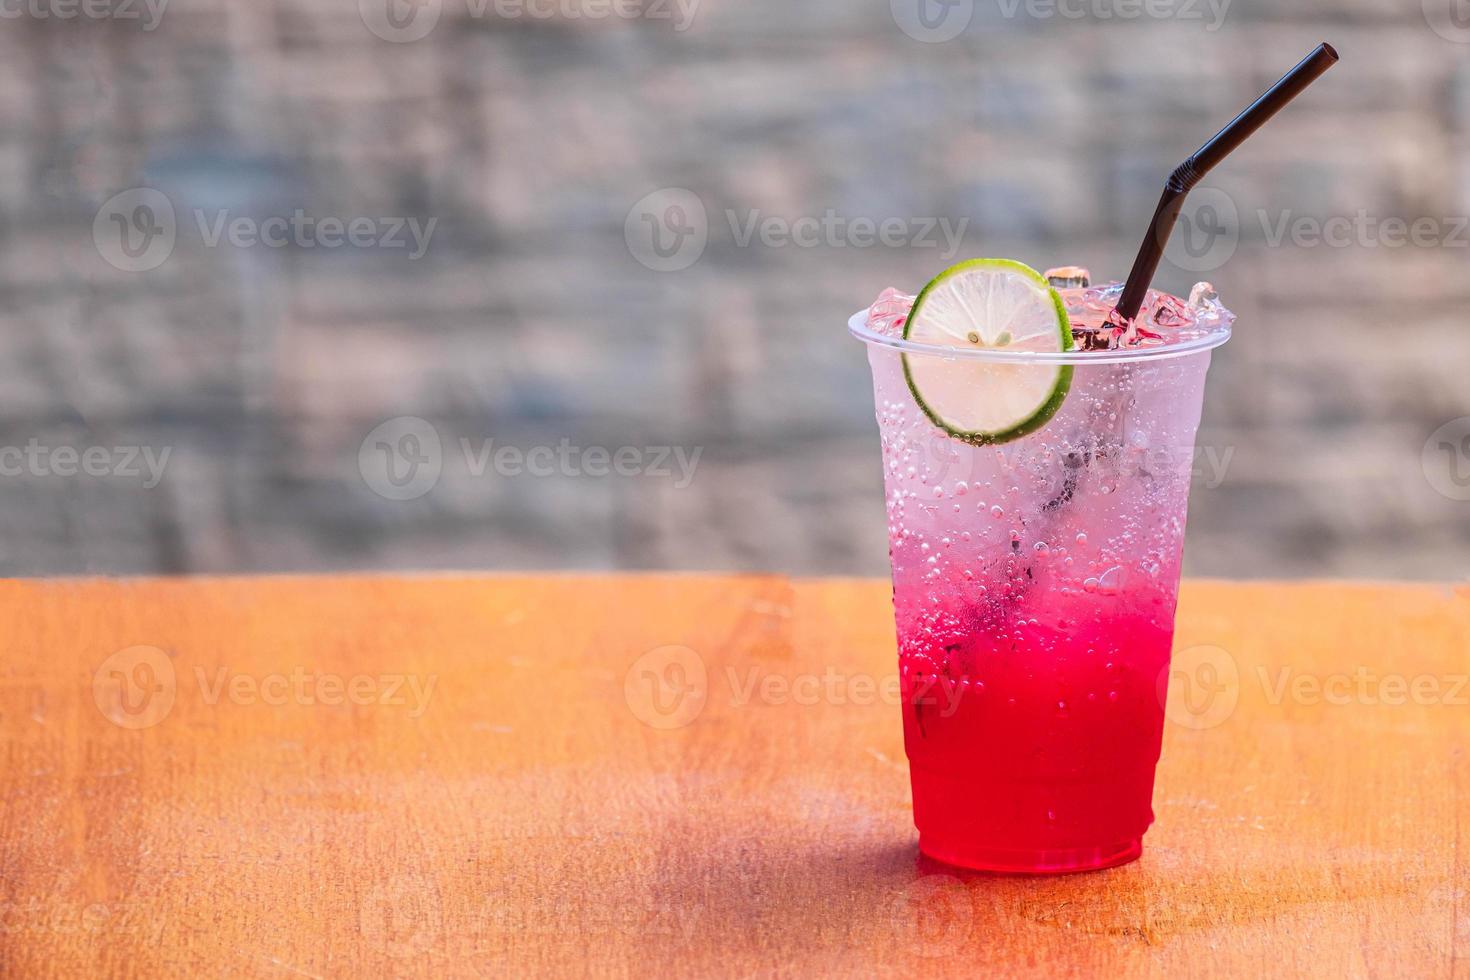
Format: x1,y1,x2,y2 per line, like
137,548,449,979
917,833,1143,875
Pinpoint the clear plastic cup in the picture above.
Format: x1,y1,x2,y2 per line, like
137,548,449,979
850,297,1229,873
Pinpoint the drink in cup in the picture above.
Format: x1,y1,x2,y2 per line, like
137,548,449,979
848,43,1336,873
851,263,1231,872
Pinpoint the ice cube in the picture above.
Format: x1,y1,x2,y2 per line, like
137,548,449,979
1188,281,1219,309
1150,292,1192,329
866,287,914,337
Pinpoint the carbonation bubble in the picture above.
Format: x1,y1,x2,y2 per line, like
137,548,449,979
990,506,1004,519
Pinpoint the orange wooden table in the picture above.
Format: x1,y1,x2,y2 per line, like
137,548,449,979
1,575,1467,977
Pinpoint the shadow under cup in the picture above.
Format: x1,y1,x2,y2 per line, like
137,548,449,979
850,310,1228,873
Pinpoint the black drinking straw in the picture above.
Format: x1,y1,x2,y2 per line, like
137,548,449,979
1114,42,1339,324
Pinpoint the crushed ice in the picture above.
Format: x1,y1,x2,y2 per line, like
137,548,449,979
863,274,1233,351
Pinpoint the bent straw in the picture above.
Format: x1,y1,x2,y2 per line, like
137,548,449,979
1114,42,1339,324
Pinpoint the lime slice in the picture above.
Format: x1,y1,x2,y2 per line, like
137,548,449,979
902,258,1074,445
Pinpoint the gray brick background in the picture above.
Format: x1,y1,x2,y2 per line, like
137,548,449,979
6,0,1470,579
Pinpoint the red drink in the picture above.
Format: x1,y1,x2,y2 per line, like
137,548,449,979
852,276,1231,872
900,603,1174,872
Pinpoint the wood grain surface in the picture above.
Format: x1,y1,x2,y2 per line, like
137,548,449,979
0,575,1467,978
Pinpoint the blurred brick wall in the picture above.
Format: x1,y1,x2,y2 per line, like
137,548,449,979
3,0,1468,578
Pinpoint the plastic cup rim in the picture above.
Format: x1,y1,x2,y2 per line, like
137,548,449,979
848,310,1231,366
